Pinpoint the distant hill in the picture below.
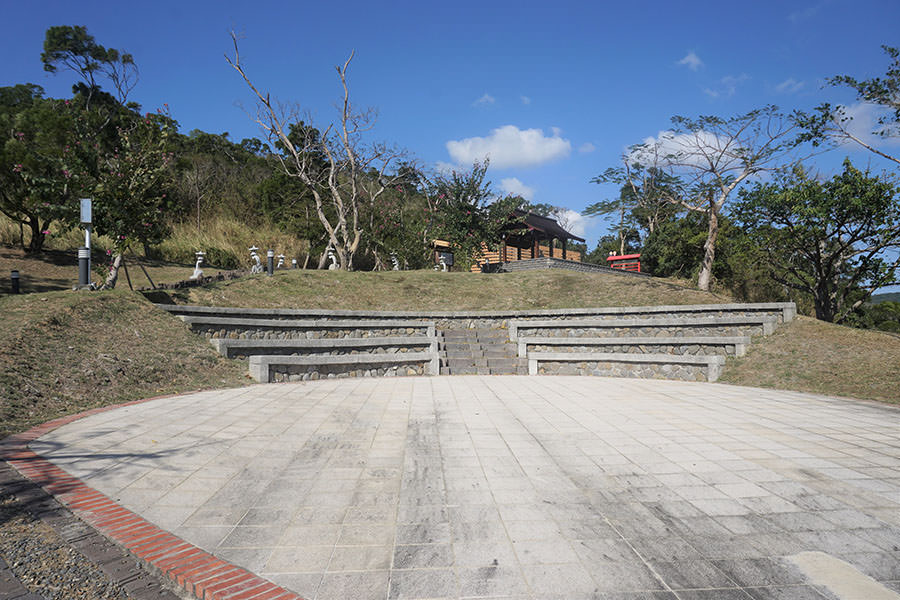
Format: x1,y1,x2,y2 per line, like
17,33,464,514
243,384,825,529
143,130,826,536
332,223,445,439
871,292,900,304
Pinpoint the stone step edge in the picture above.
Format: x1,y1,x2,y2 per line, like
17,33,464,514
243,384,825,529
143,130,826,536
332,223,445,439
509,316,776,341
527,352,726,381
517,336,751,358
249,351,440,382
181,315,435,334
211,336,438,358
157,301,796,321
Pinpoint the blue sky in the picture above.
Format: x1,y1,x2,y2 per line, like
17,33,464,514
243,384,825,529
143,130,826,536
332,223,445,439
3,0,900,258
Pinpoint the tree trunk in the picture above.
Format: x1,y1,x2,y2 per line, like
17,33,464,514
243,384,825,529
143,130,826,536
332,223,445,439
25,219,46,253
696,208,719,292
101,252,124,290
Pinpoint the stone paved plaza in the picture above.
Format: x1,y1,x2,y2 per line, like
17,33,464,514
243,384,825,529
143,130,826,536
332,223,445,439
32,377,900,599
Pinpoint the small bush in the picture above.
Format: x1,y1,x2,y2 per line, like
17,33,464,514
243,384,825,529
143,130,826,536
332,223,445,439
204,247,240,270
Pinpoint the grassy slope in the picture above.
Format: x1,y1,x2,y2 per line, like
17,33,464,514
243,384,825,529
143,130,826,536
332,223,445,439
184,269,729,310
719,316,900,404
0,290,248,439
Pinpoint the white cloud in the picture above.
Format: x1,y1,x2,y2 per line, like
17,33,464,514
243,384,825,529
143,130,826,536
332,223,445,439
552,209,586,239
579,142,596,153
446,125,572,169
677,51,704,71
499,177,535,201
836,102,900,148
775,78,805,94
520,95,531,105
703,74,749,98
473,93,495,106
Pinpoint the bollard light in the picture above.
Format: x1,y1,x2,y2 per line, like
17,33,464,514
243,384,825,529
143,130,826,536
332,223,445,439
77,247,90,288
267,250,274,276
10,270,20,294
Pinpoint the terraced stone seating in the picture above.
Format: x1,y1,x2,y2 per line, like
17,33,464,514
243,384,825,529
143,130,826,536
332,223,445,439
508,302,794,382
158,301,794,383
159,307,438,382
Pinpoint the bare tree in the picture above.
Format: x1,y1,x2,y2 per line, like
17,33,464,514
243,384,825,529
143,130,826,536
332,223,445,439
226,33,404,270
629,106,803,291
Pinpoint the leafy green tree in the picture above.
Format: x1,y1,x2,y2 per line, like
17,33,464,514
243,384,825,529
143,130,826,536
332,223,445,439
94,110,175,289
620,106,802,291
427,161,525,270
0,85,86,252
41,25,137,107
799,45,900,167
736,160,900,322
585,163,683,254
584,232,641,265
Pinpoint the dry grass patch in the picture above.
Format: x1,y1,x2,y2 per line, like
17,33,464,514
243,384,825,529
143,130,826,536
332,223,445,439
185,268,730,310
0,290,248,439
720,316,900,404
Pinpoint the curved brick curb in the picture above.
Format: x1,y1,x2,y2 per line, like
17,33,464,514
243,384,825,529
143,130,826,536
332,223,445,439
0,395,304,600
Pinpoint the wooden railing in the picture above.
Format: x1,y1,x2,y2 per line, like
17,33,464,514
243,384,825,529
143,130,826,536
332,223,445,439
470,245,582,272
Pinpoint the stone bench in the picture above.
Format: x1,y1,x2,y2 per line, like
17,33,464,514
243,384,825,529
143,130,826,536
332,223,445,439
178,316,436,339
210,336,439,359
517,336,751,358
249,351,440,383
527,352,726,382
509,315,777,342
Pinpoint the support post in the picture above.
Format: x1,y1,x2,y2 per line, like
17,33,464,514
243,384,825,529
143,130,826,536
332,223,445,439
10,270,20,294
267,250,274,276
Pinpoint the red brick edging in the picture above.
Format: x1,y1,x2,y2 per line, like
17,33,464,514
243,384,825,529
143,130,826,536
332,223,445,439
0,394,304,600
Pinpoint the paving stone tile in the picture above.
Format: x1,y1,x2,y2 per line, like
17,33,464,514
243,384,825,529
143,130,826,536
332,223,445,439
648,559,737,589
328,545,392,571
264,545,333,573
457,566,528,597
742,585,833,599
317,570,389,600
711,558,808,587
452,540,517,568
584,559,667,592
523,562,597,596
393,544,454,569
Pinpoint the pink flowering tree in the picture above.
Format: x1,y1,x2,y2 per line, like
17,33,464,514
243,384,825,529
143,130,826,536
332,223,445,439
0,85,87,252
92,109,174,289
426,160,526,270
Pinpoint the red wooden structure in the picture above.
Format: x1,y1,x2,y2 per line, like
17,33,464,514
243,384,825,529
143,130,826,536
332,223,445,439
606,253,641,273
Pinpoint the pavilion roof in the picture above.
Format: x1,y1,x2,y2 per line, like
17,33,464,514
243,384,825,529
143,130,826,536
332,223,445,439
508,210,585,243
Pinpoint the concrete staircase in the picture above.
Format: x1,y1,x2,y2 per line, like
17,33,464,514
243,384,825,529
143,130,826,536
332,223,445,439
439,328,527,375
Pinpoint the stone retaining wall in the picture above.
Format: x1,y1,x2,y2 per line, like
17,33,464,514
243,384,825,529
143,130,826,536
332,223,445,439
229,345,429,359
271,362,428,382
497,257,650,276
537,360,711,381
526,343,738,356
196,326,429,340
516,324,767,339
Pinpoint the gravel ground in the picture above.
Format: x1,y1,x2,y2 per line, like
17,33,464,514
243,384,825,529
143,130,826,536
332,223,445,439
0,491,130,600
